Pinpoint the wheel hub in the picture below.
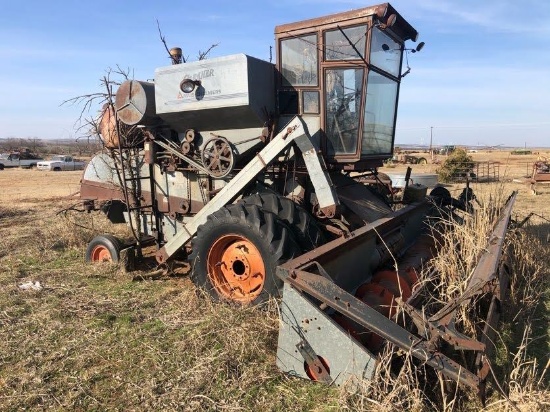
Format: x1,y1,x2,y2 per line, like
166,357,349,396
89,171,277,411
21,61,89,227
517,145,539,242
207,235,266,303
90,245,112,262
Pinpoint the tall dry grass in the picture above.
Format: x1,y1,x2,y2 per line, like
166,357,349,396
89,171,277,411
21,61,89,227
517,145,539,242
423,184,547,410
330,184,549,411
485,221,550,412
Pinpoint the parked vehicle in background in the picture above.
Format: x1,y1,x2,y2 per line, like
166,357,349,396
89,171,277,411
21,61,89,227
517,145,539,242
391,152,428,165
37,155,86,171
532,156,550,185
439,145,456,155
0,152,44,170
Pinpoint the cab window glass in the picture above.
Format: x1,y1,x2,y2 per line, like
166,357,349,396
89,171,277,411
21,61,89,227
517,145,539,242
370,27,402,77
302,91,320,114
362,71,398,155
325,25,367,61
325,68,364,155
281,35,318,86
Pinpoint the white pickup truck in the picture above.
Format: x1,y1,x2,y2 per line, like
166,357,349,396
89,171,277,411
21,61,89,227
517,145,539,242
0,153,44,170
37,155,86,171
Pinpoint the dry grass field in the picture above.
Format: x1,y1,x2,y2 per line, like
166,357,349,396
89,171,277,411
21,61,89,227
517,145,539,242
0,150,548,411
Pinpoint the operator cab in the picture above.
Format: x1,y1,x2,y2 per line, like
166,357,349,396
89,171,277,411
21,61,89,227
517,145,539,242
275,3,418,170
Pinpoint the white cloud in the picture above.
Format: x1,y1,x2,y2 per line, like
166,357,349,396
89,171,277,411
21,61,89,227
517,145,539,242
412,0,550,35
273,0,550,36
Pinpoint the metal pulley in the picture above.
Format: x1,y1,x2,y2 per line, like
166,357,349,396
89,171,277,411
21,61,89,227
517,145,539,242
185,129,196,143
201,136,235,178
180,141,193,155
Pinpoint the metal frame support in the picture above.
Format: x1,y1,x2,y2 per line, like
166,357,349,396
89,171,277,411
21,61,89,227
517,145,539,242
155,116,339,263
279,268,481,389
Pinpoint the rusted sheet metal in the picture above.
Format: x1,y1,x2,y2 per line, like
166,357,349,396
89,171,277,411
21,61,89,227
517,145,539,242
98,103,120,149
140,191,202,215
278,268,482,389
277,192,517,392
275,3,418,42
531,159,550,184
80,179,125,202
276,283,378,386
279,200,430,294
533,173,550,182
279,199,429,273
275,4,381,34
115,80,159,126
332,174,392,223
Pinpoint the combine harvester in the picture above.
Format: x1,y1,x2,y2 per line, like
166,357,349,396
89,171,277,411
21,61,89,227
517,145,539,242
79,3,516,399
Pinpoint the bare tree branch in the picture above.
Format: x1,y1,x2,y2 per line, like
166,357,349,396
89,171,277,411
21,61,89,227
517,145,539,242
61,92,108,130
198,43,219,60
61,67,133,139
114,64,132,80
157,19,185,64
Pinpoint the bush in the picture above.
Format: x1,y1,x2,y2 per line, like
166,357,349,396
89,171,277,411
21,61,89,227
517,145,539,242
511,149,532,155
436,148,475,182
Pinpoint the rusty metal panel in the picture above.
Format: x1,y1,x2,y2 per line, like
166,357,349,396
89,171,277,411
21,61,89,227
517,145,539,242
279,268,482,389
80,179,124,202
275,3,417,42
115,80,159,126
533,172,550,182
98,104,120,148
277,283,377,386
279,200,430,292
275,4,381,35
332,174,392,223
276,192,518,393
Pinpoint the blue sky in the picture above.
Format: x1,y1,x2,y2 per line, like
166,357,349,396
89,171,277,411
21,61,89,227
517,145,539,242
1,0,549,147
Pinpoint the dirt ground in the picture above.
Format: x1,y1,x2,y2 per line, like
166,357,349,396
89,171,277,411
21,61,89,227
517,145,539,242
0,153,548,271
0,169,82,209
0,152,548,258
384,149,548,178
1,149,548,223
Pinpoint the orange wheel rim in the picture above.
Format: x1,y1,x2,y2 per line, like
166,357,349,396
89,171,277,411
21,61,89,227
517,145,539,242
304,356,330,381
207,234,266,303
90,245,112,262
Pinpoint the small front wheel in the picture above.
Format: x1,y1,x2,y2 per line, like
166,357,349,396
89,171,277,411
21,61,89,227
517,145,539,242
86,235,122,263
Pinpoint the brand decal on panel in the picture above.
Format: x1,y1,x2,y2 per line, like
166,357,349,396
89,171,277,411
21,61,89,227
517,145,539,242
177,69,221,100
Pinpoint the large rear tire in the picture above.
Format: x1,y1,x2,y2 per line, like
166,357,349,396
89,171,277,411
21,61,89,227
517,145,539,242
190,203,299,305
239,193,324,252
